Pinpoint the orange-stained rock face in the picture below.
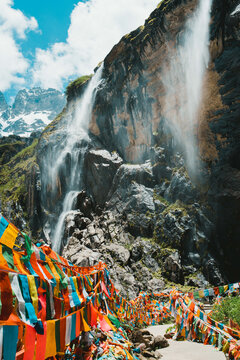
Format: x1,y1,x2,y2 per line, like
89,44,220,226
89,0,218,164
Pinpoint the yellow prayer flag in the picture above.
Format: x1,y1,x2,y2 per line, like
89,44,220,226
222,340,230,354
28,275,38,314
80,309,90,332
45,320,57,358
0,224,18,249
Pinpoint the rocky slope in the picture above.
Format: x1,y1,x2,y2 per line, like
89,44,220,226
1,0,239,297
0,88,66,137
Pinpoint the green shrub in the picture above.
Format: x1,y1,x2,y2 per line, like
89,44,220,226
211,297,240,327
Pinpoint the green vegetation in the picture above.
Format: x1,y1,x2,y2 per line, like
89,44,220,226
211,297,240,327
0,141,26,165
42,107,66,138
164,279,197,293
0,139,38,208
66,74,93,98
0,141,24,150
153,191,170,206
157,0,171,10
161,200,189,217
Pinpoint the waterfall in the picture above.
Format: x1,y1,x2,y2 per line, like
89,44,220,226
162,0,212,174
47,65,103,253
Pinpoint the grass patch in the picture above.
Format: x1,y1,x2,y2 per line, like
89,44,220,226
0,139,38,206
0,141,26,165
153,191,169,206
66,74,93,98
161,200,189,217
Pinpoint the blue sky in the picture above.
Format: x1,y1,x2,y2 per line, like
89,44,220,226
13,0,77,51
5,0,79,102
1,0,158,103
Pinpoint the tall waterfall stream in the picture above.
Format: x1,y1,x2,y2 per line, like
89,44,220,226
48,65,103,253
162,0,212,174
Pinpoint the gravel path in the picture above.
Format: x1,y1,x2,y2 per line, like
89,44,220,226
147,325,226,360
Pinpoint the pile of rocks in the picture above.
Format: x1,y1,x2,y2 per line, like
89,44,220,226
62,205,166,299
130,328,169,359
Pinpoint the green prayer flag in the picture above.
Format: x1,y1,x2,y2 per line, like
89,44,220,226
108,314,121,328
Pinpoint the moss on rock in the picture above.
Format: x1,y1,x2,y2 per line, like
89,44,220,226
66,74,93,100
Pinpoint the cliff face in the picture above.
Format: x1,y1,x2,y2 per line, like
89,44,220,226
87,0,240,281
24,0,240,293
207,0,240,280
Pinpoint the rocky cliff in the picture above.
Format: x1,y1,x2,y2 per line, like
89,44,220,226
1,0,239,298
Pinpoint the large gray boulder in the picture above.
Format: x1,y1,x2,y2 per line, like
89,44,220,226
83,149,123,206
71,248,102,267
152,335,169,349
103,243,130,265
163,251,184,284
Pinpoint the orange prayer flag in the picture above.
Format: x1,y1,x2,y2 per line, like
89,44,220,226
0,245,9,268
90,303,98,327
59,317,66,352
23,325,36,360
13,251,29,275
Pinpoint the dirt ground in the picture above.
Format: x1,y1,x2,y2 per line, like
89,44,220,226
147,324,226,360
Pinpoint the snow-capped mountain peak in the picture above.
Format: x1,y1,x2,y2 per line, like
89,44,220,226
0,88,66,137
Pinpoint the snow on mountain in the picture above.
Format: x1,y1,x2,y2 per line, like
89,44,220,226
0,88,66,137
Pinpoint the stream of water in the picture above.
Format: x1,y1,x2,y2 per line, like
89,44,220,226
50,65,103,253
162,0,212,174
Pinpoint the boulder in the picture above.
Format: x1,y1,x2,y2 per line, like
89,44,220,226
130,240,159,272
148,278,165,293
152,335,169,349
154,209,192,249
75,191,94,218
163,251,184,284
154,349,163,359
62,236,82,259
83,149,123,206
106,163,156,236
131,329,153,345
164,171,198,204
71,248,102,267
103,243,130,265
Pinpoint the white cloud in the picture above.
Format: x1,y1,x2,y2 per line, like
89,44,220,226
32,0,159,90
0,0,38,91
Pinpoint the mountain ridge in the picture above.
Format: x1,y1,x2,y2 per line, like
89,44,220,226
0,87,66,137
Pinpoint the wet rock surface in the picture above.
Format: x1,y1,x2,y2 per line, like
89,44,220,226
61,144,224,296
